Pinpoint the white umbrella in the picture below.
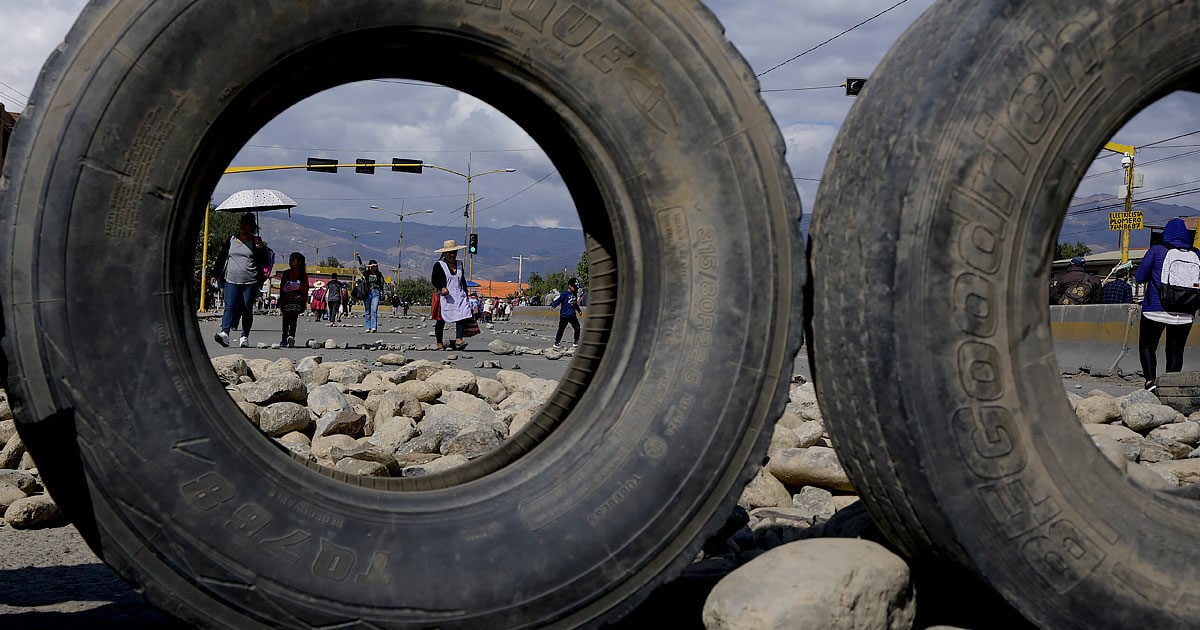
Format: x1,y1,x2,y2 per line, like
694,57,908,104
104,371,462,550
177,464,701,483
215,189,298,216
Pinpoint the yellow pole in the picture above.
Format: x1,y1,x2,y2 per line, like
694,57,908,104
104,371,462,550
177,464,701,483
1122,155,1134,264
199,203,211,311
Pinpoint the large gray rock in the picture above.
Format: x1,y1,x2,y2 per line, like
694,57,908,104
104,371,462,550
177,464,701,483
488,339,516,355
703,539,915,630
0,469,40,495
0,483,26,511
307,383,355,419
1091,435,1128,471
1083,423,1142,441
395,434,442,456
441,391,496,422
0,432,25,470
328,364,367,385
395,381,442,404
374,390,422,425
476,377,509,406
793,421,825,448
312,434,359,460
426,369,478,394
768,425,799,455
401,454,470,477
211,355,251,386
417,406,487,443
0,419,15,445
258,402,312,437
296,355,323,373
5,495,63,529
1120,388,1161,409
266,357,296,375
495,370,531,390
315,409,367,438
1147,459,1200,485
1148,422,1200,446
237,373,307,405
333,458,390,477
378,353,408,366
1123,403,1184,433
442,426,502,458
740,468,793,509
1129,461,1175,489
500,400,544,435
792,486,836,522
515,378,558,401
768,446,855,492
392,360,446,383
1075,396,1122,424
368,416,418,454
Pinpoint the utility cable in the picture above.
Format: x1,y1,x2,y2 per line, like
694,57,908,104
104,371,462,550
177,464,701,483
756,1,909,78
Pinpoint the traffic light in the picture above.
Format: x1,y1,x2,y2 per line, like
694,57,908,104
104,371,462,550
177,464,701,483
468,233,478,255
307,157,338,173
355,158,376,174
391,157,424,174
845,78,867,97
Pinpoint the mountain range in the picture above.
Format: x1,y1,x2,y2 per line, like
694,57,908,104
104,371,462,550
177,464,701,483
257,213,586,283
1061,194,1200,253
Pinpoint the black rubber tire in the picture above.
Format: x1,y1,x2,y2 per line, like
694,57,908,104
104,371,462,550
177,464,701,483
809,1,1200,628
0,1,802,627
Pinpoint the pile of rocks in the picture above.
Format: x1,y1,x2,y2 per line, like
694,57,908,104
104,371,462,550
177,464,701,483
214,354,557,477
0,390,64,529
1071,387,1200,487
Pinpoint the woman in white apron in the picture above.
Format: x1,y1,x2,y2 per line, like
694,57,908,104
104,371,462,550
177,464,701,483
431,239,473,350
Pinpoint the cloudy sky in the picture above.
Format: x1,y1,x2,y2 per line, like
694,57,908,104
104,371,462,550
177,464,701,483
4,0,1198,245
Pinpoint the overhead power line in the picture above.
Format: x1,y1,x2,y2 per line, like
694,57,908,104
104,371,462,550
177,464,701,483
756,0,909,78
1140,129,1200,149
1082,148,1200,180
478,170,559,214
761,85,844,93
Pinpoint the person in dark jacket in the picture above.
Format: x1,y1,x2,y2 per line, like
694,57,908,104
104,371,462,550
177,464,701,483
550,278,584,349
1050,257,1102,304
1134,217,1198,391
1101,269,1134,304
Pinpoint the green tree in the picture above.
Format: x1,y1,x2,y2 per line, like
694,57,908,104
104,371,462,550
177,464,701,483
576,249,589,288
318,255,342,269
1055,241,1092,260
395,277,436,306
192,208,240,309
526,271,548,300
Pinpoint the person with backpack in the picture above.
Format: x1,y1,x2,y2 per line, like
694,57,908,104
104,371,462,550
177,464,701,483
277,252,308,348
1134,217,1200,391
213,212,270,348
1049,257,1102,305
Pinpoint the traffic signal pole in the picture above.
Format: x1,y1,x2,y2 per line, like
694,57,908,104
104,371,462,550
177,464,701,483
1102,141,1137,263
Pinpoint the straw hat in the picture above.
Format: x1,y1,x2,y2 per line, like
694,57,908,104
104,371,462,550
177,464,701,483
435,239,468,253
313,280,326,288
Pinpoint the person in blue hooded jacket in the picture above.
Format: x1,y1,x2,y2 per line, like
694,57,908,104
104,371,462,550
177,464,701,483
1134,217,1198,391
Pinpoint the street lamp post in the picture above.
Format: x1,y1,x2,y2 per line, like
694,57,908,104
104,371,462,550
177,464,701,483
421,157,515,279
329,227,381,268
299,238,323,263
370,204,434,291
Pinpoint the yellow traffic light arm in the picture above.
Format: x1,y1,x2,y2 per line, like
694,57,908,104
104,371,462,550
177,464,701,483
1103,141,1135,156
223,162,424,174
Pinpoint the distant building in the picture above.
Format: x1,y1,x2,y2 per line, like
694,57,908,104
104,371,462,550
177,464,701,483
0,103,19,174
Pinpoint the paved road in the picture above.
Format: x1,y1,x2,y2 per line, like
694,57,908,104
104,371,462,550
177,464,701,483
202,309,580,382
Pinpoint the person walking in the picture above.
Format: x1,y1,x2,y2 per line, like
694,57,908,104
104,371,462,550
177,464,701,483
551,278,584,349
1101,269,1134,304
310,280,327,322
325,273,343,325
1134,217,1200,391
357,254,387,333
430,239,473,351
277,252,309,348
214,212,268,348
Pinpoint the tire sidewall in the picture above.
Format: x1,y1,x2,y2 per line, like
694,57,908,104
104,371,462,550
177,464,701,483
5,1,802,626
